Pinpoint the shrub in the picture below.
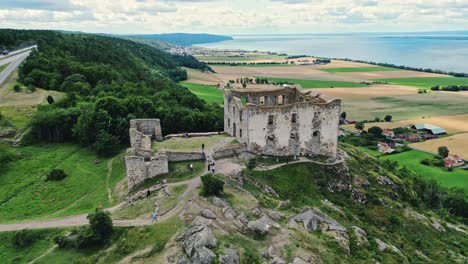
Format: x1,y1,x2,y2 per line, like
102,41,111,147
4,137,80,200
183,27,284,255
13,84,21,92
438,146,449,158
93,131,120,157
47,169,68,181
27,84,36,92
384,115,393,122
47,169,67,181
88,208,114,242
246,158,257,171
420,159,431,166
201,173,224,197
12,230,38,248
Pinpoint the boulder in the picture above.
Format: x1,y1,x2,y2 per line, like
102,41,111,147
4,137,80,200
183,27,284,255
252,207,263,217
247,215,279,235
269,256,286,264
201,209,217,220
263,185,280,198
212,197,228,207
219,248,240,264
291,258,308,264
288,218,298,228
223,206,237,220
193,246,216,264
375,238,401,254
351,189,368,204
177,256,191,264
177,224,217,259
351,226,368,246
261,246,275,260
278,200,291,209
376,176,395,186
236,214,249,226
268,210,283,221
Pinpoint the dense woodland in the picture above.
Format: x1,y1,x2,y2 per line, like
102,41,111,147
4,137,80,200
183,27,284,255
0,29,223,156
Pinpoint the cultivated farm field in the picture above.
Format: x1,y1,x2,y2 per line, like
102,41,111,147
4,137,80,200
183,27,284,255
180,82,224,104
410,133,468,158
320,66,400,73
377,76,468,88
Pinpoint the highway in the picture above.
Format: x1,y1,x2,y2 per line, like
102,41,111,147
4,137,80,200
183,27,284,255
0,48,34,87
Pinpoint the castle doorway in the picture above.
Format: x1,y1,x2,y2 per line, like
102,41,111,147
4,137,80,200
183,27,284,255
311,130,321,154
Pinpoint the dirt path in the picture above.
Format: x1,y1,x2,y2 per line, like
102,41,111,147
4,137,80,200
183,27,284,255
28,245,58,264
254,156,344,171
0,138,244,232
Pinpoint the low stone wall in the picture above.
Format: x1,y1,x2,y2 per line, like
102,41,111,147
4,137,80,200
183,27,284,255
125,153,169,190
164,132,226,139
165,151,205,162
212,144,247,160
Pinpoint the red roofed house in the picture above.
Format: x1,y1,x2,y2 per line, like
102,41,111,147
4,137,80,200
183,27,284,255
444,155,465,168
377,141,394,154
396,134,421,142
383,129,395,138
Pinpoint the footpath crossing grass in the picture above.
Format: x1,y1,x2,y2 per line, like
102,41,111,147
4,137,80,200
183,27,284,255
261,77,365,88
181,82,224,105
377,77,468,89
320,66,400,73
0,144,126,222
381,150,468,190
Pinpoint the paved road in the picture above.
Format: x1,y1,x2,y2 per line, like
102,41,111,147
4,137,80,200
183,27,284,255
0,51,31,87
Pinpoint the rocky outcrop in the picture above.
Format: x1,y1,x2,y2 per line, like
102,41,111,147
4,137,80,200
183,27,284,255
268,210,283,221
291,257,308,264
177,224,217,264
247,215,280,235
236,214,249,226
351,189,368,204
201,209,217,220
252,207,263,217
351,226,368,246
292,208,349,254
219,248,240,264
269,256,286,264
212,197,228,207
223,206,237,220
376,176,395,186
375,238,401,254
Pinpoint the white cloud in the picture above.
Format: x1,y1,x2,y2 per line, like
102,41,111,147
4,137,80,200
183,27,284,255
0,0,467,34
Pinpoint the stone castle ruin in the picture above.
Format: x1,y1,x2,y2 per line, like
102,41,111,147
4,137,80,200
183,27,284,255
224,86,341,158
125,119,168,190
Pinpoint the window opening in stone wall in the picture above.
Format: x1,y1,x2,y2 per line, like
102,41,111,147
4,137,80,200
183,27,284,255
240,129,243,138
268,115,274,125
228,118,230,127
292,113,297,123
233,123,237,137
278,95,284,105
313,130,319,137
260,96,265,105
239,110,243,121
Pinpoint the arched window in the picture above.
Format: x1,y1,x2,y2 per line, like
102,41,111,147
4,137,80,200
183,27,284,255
228,118,231,127
232,106,236,116
233,123,237,137
239,110,243,122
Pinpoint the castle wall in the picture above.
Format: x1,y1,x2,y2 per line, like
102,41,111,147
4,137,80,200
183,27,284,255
165,151,205,162
224,88,341,158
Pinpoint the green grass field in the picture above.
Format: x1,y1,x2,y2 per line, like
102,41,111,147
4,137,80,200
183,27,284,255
381,150,468,190
377,77,468,89
260,77,365,88
0,144,126,222
181,82,224,104
321,66,400,73
154,134,229,152
0,105,36,128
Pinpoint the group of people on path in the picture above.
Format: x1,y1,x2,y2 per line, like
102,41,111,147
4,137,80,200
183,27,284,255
207,156,216,173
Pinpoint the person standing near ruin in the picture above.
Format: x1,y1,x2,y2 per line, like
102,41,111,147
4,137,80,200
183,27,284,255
151,211,158,223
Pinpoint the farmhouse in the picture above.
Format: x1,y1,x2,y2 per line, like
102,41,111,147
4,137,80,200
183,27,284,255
397,134,421,142
224,86,341,158
444,154,465,168
377,141,394,153
382,129,395,138
412,124,447,135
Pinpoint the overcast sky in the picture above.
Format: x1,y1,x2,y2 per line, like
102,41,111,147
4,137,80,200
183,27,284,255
0,0,467,35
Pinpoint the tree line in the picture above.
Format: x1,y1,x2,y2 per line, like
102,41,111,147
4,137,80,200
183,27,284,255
0,29,223,156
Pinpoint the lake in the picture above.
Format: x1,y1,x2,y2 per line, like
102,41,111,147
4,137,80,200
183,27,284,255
195,32,468,73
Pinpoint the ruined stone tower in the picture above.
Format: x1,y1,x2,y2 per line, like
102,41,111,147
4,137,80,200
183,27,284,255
224,86,341,158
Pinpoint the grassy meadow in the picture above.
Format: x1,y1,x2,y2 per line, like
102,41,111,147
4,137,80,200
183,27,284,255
320,66,400,73
180,82,224,104
0,63,9,73
377,77,468,89
0,144,126,222
153,134,229,152
260,77,365,88
381,150,468,190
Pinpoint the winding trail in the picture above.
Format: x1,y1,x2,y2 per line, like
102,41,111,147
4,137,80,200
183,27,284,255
0,139,234,232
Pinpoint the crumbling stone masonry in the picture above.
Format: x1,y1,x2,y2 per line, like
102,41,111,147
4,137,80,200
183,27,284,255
224,86,341,158
125,119,168,190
